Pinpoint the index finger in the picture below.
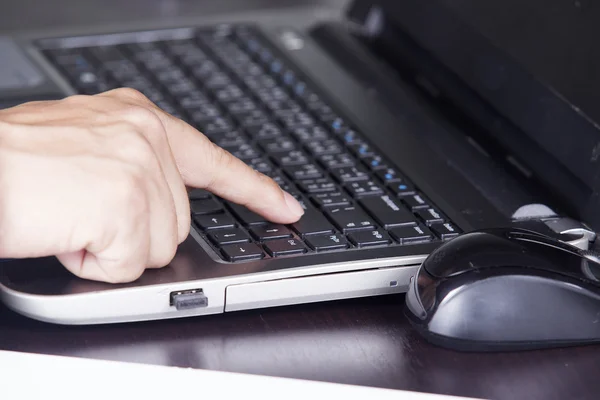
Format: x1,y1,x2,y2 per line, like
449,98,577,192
159,112,305,224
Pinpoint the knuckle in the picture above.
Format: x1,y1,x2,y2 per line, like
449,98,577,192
115,129,158,169
178,212,191,242
106,264,145,284
120,105,162,130
62,94,90,105
113,87,150,104
112,172,149,215
157,239,178,267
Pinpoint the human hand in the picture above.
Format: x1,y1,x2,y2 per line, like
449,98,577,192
0,88,304,283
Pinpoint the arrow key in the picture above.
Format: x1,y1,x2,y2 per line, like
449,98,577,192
249,224,293,241
209,228,251,246
221,243,265,262
193,213,236,230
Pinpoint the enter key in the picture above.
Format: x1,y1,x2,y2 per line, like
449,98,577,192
359,195,417,229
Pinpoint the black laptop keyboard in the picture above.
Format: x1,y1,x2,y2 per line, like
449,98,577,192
39,25,461,262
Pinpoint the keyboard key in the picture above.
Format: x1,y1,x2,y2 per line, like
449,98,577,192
311,192,352,208
213,131,247,147
194,213,236,230
416,208,445,225
305,233,349,252
264,99,302,114
270,150,309,166
190,61,219,79
305,139,343,157
290,126,329,143
278,112,315,129
280,69,297,86
348,229,392,248
325,206,375,233
348,141,375,158
180,92,213,110
234,110,270,127
89,46,128,63
345,180,384,197
191,198,222,215
227,203,268,225
243,75,277,90
388,181,416,197
168,80,198,97
283,164,323,180
165,39,208,59
258,48,274,64
246,123,283,140
430,222,461,240
264,172,288,187
196,117,236,136
226,98,258,114
246,157,273,173
264,238,307,257
256,87,289,103
290,208,335,236
402,193,430,210
339,129,361,144
359,195,416,228
326,117,349,133
258,137,296,154
249,224,292,241
213,85,244,103
362,155,387,170
222,143,260,161
188,189,211,200
203,72,233,90
297,178,338,194
317,153,355,169
209,228,251,245
389,225,433,244
291,80,309,97
330,166,369,183
155,67,187,84
221,243,265,261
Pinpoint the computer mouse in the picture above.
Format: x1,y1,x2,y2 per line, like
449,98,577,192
404,227,600,352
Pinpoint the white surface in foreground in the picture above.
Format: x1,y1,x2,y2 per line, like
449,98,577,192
0,350,484,400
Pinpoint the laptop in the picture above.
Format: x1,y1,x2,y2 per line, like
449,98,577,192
0,0,598,325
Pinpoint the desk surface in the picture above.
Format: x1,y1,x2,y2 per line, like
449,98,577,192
1,1,600,399
2,295,600,400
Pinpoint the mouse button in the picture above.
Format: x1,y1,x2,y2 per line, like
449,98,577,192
509,231,600,285
508,230,582,255
423,231,521,278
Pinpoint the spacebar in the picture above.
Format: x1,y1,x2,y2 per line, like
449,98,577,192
290,207,335,236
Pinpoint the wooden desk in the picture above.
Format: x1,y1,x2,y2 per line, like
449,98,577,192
1,1,599,399
2,294,600,399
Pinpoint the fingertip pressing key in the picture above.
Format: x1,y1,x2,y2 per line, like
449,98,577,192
283,191,305,219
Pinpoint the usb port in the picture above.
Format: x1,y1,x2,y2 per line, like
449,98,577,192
169,289,208,310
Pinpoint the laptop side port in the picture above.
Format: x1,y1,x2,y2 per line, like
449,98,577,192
169,289,208,311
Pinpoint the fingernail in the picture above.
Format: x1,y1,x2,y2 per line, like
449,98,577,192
283,191,305,217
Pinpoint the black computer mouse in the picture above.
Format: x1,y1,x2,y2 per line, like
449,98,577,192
405,227,600,352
